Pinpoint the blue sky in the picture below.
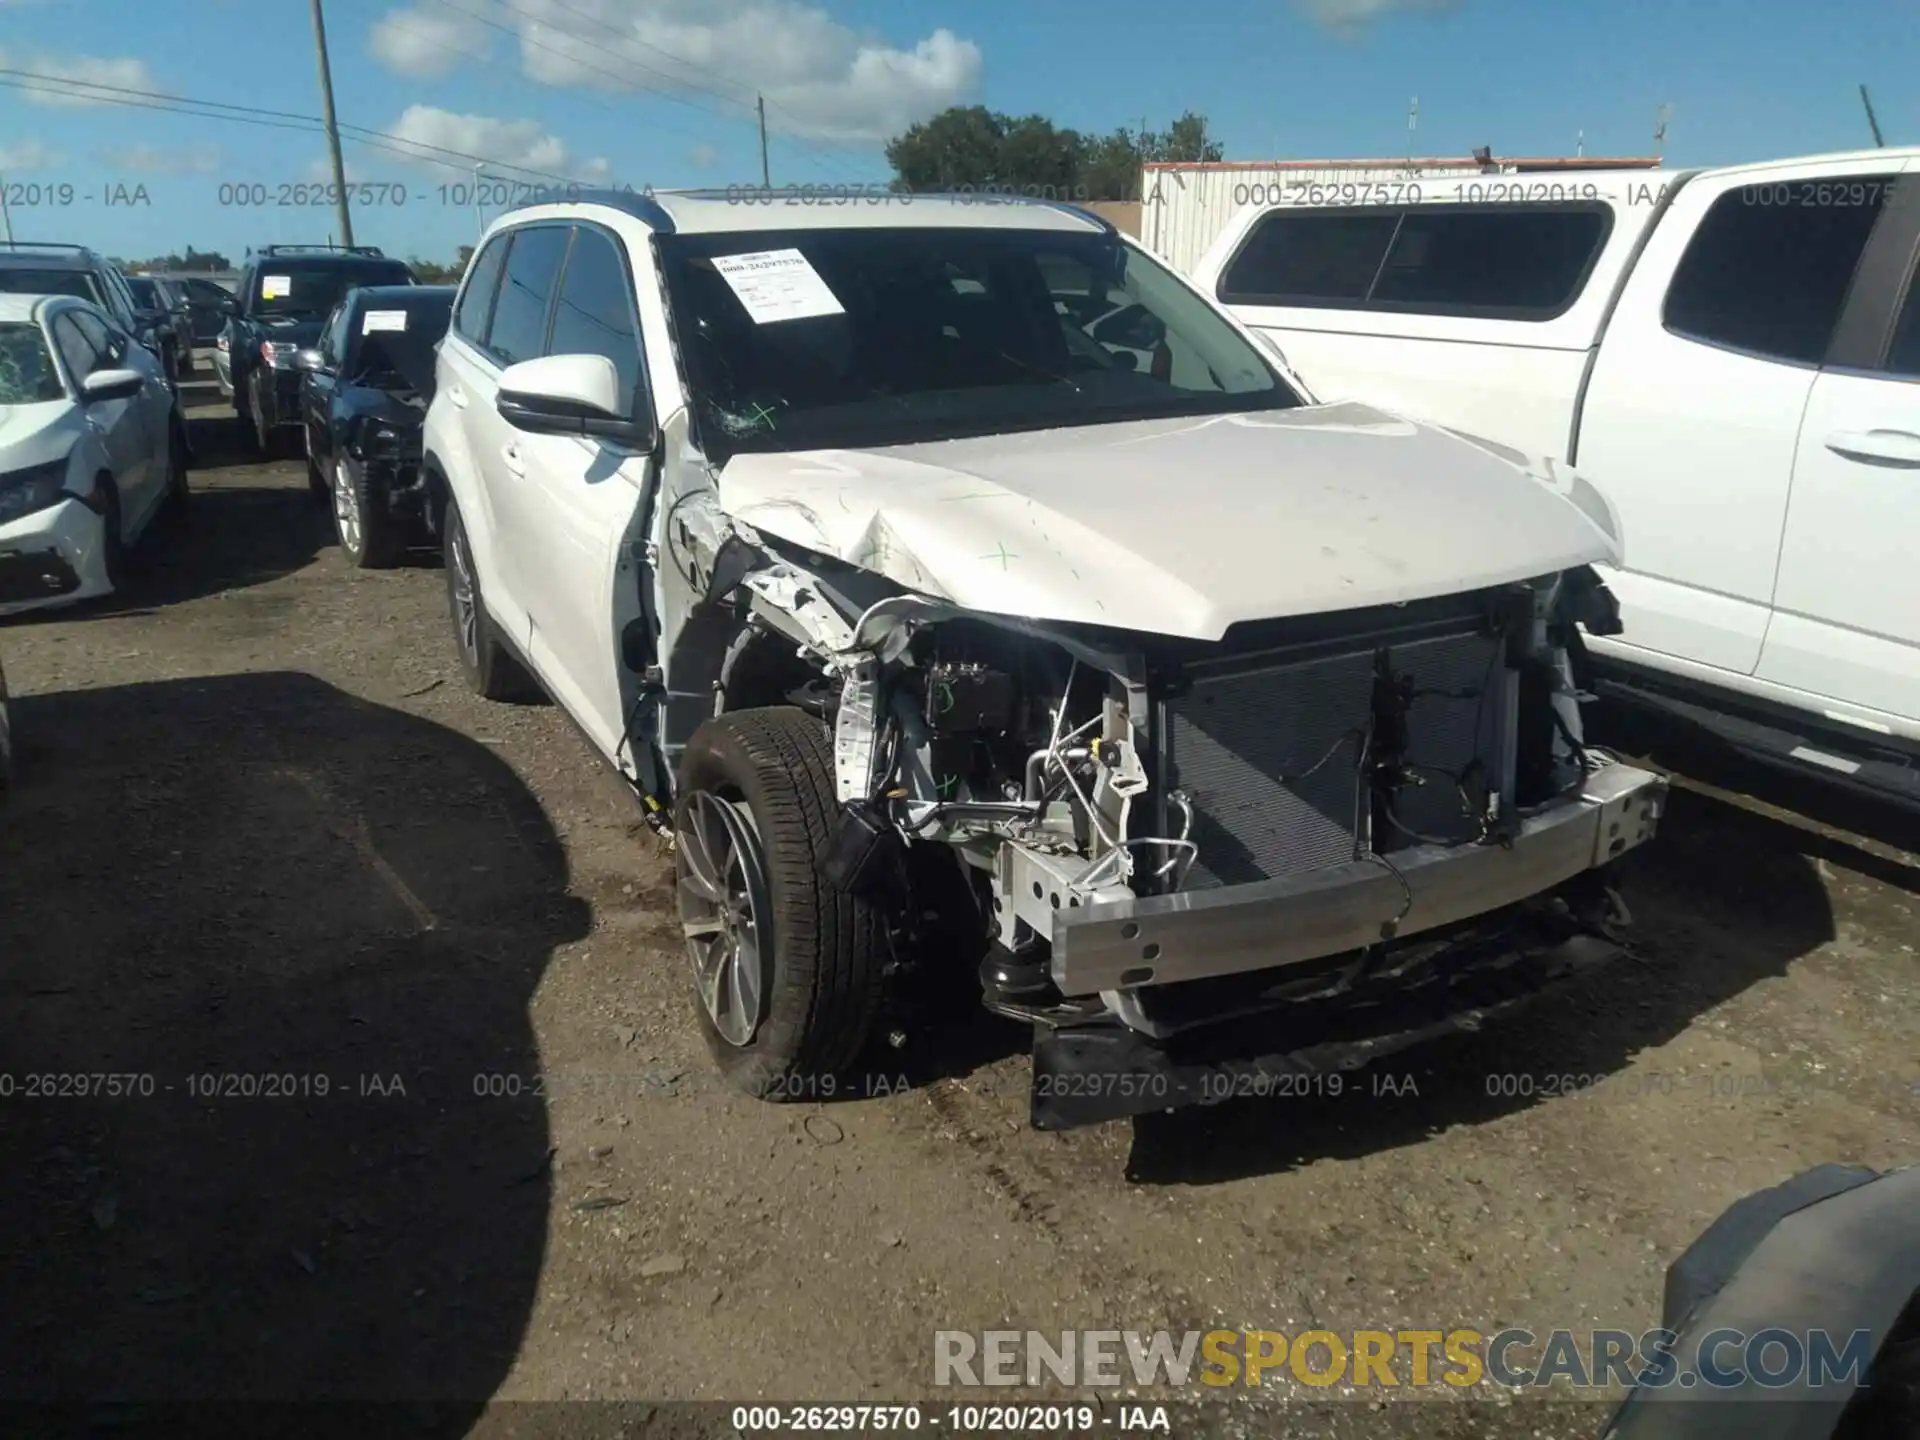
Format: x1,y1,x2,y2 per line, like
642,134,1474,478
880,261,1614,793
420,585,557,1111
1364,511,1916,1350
0,0,1914,266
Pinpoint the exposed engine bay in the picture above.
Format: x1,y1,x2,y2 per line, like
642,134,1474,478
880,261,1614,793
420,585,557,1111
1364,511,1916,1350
631,472,1667,1128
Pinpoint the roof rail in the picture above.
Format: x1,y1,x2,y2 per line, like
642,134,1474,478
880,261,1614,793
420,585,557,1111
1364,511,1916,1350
252,243,387,258
0,241,93,255
510,186,677,233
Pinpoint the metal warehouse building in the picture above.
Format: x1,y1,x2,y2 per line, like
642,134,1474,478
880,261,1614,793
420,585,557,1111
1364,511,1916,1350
1136,154,1662,275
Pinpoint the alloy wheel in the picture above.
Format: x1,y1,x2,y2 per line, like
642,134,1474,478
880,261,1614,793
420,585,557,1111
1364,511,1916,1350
333,460,363,557
676,790,772,1047
447,522,480,664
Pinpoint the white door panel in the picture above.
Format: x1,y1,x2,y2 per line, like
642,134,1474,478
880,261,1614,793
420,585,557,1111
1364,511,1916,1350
1759,371,1920,723
1597,566,1777,677
520,436,649,760
1244,323,1586,460
440,336,531,645
1575,342,1815,673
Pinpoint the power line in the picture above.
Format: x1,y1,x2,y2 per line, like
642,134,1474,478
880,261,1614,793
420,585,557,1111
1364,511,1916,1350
412,0,880,175
0,67,594,184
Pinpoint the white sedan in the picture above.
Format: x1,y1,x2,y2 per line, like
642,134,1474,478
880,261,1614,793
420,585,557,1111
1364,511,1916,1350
0,292,188,618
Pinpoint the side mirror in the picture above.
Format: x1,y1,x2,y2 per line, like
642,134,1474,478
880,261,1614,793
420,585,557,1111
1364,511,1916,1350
496,354,652,447
218,296,239,316
83,368,144,403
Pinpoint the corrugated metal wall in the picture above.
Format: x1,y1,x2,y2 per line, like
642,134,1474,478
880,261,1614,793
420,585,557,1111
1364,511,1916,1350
1140,161,1654,276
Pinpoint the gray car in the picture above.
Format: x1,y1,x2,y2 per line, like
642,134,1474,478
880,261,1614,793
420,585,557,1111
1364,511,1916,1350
0,244,166,381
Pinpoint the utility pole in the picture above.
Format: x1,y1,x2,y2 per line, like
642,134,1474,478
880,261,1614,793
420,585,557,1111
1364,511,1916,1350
1407,96,1418,165
1860,85,1885,147
1653,103,1671,161
756,94,770,187
0,174,13,244
309,0,355,247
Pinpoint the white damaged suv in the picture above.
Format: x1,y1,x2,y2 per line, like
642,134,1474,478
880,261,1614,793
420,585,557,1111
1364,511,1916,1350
424,189,1666,1129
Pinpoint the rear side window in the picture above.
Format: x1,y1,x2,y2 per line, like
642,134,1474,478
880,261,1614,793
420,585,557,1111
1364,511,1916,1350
1888,270,1920,379
485,226,571,367
1219,205,1611,319
453,235,508,345
0,268,104,306
546,226,642,416
1218,213,1398,303
1663,179,1896,365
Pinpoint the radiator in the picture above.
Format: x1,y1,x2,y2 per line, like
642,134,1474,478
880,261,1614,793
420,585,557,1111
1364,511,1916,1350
1160,630,1503,889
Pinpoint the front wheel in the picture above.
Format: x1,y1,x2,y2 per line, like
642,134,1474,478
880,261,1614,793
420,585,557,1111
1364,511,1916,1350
333,457,403,569
675,708,887,1095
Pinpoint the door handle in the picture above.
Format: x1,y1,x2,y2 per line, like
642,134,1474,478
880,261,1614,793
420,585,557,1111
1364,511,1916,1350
501,442,526,477
446,384,467,409
1824,428,1920,466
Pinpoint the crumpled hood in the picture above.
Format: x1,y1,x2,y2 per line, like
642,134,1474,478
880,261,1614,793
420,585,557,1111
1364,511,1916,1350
717,402,1623,640
0,401,80,473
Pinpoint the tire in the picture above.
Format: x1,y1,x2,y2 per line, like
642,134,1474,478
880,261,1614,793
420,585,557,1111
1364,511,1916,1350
0,659,13,798
675,708,887,1095
441,498,536,701
97,476,128,592
304,425,329,501
248,380,282,458
332,456,403,569
165,418,191,520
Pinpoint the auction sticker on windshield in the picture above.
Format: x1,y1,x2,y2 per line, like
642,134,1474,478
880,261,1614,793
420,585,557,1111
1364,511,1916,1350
710,248,845,324
363,310,407,333
262,274,291,299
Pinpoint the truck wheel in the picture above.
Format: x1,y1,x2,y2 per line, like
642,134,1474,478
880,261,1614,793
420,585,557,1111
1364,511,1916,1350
333,457,402,569
441,498,536,701
675,708,886,1095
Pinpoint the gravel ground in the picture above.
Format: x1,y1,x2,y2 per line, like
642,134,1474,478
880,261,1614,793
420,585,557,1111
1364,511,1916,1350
1,367,1916,1438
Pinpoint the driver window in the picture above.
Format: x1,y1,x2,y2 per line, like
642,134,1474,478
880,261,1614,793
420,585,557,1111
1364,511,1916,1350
320,306,351,368
51,314,100,385
69,311,124,370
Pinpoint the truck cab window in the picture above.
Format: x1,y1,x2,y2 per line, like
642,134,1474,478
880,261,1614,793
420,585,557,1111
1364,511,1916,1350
1663,180,1896,364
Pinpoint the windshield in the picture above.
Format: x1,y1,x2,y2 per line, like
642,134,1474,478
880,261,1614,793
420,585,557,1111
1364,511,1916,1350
657,227,1300,460
253,262,415,318
0,268,104,307
0,321,65,404
349,292,454,395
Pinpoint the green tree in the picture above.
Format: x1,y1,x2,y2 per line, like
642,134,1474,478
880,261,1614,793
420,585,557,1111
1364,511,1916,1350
883,107,1223,202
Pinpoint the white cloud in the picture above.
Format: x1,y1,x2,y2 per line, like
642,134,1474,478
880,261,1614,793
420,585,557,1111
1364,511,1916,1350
364,0,981,145
101,142,221,174
0,47,163,105
302,152,376,184
689,142,719,168
375,105,610,183
0,138,68,169
1296,0,1461,34
367,6,491,78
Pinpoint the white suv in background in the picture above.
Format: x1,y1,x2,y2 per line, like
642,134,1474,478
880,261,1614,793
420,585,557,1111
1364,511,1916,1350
422,190,1663,1130
0,293,189,618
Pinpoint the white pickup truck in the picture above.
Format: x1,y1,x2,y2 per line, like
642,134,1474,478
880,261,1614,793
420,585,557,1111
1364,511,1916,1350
1193,149,1920,803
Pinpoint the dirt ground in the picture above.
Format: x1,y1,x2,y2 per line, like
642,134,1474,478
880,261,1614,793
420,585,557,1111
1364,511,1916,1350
1,366,1916,1439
